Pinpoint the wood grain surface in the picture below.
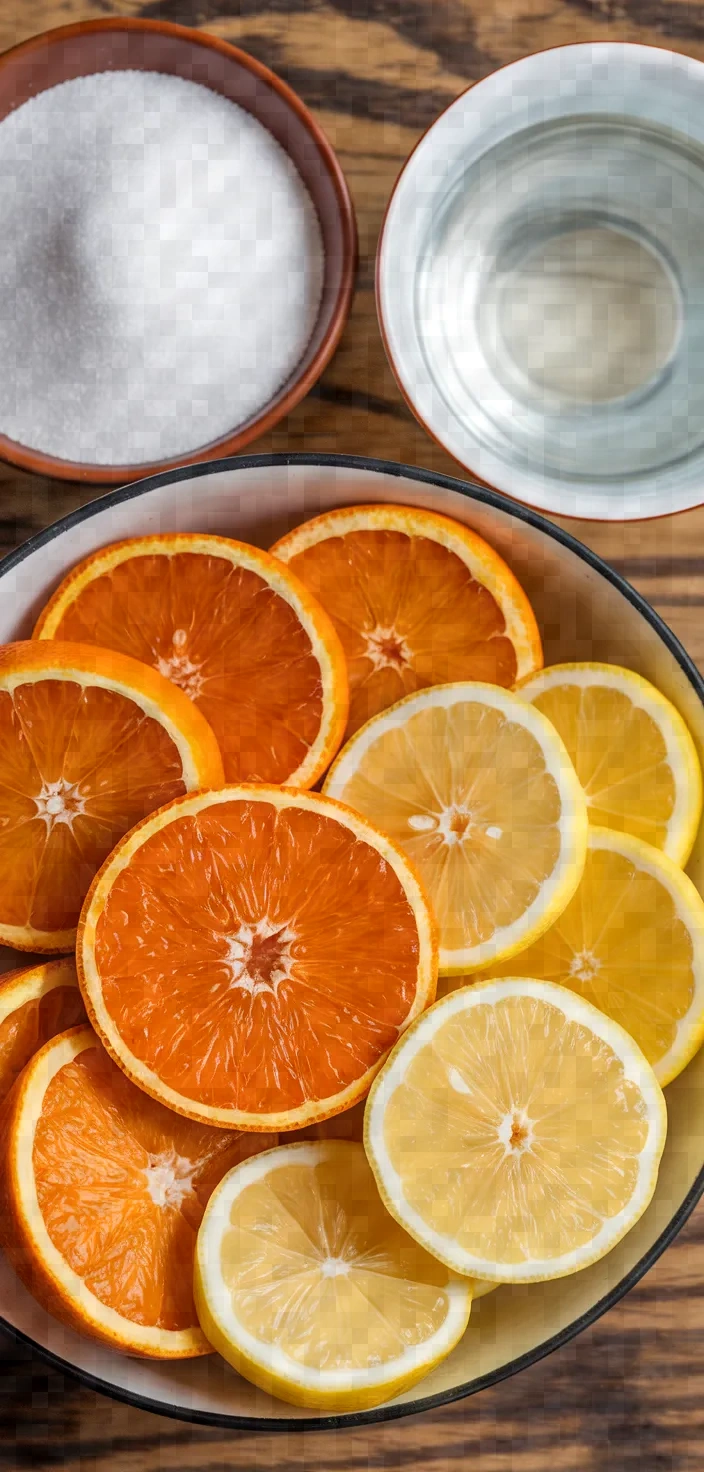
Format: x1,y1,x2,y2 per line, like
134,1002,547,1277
2,0,704,1466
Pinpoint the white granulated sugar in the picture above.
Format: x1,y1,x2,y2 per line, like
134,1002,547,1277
0,71,324,464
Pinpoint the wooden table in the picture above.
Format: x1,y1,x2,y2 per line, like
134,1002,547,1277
3,0,704,1466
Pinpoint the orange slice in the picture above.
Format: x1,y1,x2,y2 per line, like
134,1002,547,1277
271,505,542,737
78,786,437,1131
0,641,223,953
0,1025,277,1358
0,958,85,1106
34,534,348,787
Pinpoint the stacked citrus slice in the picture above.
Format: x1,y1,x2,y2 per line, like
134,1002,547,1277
0,1026,276,1357
0,641,223,950
272,505,543,737
34,534,348,788
517,663,702,864
472,827,704,1087
324,682,588,972
0,959,85,1106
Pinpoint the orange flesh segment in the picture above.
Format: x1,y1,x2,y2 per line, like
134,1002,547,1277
50,554,324,783
33,1043,272,1331
287,529,517,735
94,800,421,1115
0,987,85,1102
0,679,186,932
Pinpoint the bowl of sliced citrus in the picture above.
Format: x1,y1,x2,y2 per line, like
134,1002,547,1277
0,451,702,1429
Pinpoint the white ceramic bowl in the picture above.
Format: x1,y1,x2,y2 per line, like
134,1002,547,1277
0,452,703,1429
378,43,704,521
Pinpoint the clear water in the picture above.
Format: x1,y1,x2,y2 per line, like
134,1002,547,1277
419,116,704,482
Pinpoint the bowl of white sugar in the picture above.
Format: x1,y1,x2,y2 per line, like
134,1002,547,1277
0,18,356,483
378,43,704,521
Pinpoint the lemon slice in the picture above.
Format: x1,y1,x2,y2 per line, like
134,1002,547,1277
365,978,666,1282
324,682,588,973
473,827,704,1087
517,663,702,866
194,1140,472,1411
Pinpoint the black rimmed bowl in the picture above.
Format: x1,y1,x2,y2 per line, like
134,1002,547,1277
0,452,702,1429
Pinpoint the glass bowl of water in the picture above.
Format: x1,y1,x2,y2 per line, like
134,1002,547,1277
377,43,704,520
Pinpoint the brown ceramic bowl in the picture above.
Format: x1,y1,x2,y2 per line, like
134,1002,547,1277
0,18,357,484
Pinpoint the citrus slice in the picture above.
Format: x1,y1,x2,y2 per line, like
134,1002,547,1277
0,641,223,952
474,827,704,1087
0,958,85,1105
79,786,437,1131
194,1140,472,1410
0,1025,277,1357
517,662,702,866
365,978,667,1282
324,682,588,973
33,534,348,788
271,504,542,738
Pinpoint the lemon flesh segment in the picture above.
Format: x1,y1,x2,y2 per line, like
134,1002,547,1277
365,978,667,1282
517,663,703,867
476,827,704,1088
194,1141,472,1411
324,682,588,974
